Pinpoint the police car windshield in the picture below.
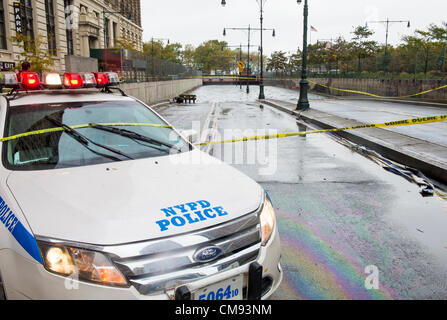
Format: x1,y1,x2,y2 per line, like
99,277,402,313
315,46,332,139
3,100,190,171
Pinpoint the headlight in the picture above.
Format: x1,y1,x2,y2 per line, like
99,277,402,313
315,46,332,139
38,242,128,287
260,194,276,246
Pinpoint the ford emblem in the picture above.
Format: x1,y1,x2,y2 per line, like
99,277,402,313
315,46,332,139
194,246,223,263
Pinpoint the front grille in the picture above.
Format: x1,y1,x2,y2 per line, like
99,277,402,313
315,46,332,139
104,208,262,296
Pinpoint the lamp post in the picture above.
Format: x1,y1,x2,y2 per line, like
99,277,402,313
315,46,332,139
367,18,410,72
296,0,310,111
258,0,266,99
248,25,251,94
221,0,274,99
223,25,275,94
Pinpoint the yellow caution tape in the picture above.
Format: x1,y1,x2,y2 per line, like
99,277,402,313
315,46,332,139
400,84,447,98
307,79,447,99
194,75,447,99
197,115,447,146
0,123,173,143
307,79,382,98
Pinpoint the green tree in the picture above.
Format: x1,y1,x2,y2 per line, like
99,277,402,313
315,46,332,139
194,40,234,73
351,25,379,73
327,37,351,73
10,34,54,74
266,51,288,76
307,42,329,73
143,40,164,58
402,30,436,75
161,43,183,63
115,37,141,52
181,44,196,68
288,50,302,74
428,22,447,72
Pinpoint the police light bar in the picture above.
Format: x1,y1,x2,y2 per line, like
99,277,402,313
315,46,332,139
106,72,120,86
63,73,83,89
0,72,19,89
43,73,62,88
93,72,109,88
21,72,41,90
81,73,97,88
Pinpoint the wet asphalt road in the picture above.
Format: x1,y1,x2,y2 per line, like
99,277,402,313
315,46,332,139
263,87,447,147
158,85,447,300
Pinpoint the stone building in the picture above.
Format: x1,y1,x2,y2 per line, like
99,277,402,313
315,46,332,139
0,0,143,73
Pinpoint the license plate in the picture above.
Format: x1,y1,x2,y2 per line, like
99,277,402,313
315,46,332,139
193,275,244,301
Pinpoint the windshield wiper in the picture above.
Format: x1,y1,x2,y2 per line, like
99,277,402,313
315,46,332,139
89,124,182,153
44,116,134,161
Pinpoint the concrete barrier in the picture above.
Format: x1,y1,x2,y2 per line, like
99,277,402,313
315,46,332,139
119,79,202,104
265,78,447,102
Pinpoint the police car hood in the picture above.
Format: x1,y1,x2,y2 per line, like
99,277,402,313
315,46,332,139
6,150,263,245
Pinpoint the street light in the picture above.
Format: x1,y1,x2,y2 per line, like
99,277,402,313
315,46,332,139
367,18,411,72
221,1,275,100
223,25,252,94
296,0,310,111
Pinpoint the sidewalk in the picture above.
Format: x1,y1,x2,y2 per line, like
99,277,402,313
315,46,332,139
261,99,447,184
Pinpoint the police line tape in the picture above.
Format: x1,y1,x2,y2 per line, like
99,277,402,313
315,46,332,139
196,115,447,146
0,123,173,143
307,79,447,99
194,75,447,99
1,116,446,147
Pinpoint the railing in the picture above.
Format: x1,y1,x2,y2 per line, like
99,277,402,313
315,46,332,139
266,49,447,80
90,48,202,83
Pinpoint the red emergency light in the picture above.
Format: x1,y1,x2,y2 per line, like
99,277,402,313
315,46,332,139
63,73,83,89
1,68,121,94
21,72,41,90
93,73,109,88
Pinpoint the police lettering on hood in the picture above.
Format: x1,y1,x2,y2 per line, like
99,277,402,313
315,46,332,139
156,200,229,232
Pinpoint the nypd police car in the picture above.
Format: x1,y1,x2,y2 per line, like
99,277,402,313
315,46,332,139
0,70,282,300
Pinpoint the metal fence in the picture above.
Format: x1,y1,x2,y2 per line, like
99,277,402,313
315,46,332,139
90,48,202,83
266,48,447,80
310,48,446,79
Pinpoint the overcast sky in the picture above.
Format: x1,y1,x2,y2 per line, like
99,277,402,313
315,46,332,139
141,0,447,55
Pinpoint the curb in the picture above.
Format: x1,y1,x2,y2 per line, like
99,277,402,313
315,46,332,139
260,99,447,184
149,100,173,111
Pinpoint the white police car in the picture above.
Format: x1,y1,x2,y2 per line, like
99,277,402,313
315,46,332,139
0,71,282,300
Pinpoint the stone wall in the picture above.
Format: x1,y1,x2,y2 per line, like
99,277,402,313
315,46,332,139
119,79,203,104
265,78,447,102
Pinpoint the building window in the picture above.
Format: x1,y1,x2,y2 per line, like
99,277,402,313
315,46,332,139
104,18,110,48
64,0,73,55
19,0,34,41
0,0,7,49
112,22,117,46
45,0,56,55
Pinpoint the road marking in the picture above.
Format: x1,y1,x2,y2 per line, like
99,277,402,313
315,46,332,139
200,102,220,155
